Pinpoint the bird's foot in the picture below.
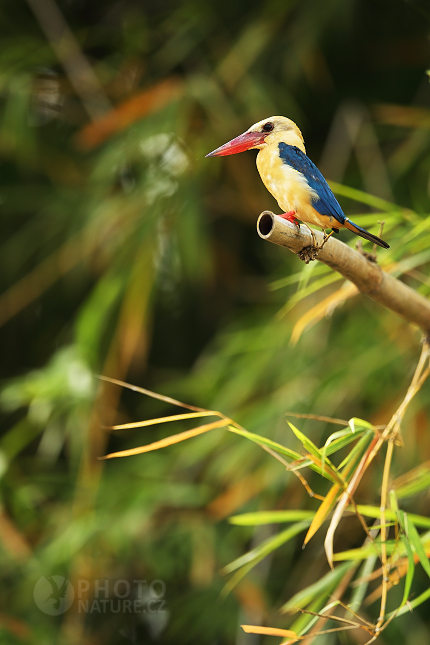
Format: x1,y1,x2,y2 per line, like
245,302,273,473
298,226,335,263
279,210,299,228
318,229,334,250
298,245,319,264
297,223,319,263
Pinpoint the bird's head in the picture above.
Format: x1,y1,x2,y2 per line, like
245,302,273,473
206,116,305,157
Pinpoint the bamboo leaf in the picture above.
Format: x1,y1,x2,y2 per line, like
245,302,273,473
229,510,315,525
400,535,415,607
108,410,222,430
222,522,310,595
390,489,399,513
323,426,364,450
228,426,302,461
392,461,430,499
321,427,368,471
288,422,322,459
329,181,400,212
324,439,374,568
403,514,430,579
222,522,310,575
352,504,430,529
302,452,343,486
338,431,373,470
287,596,327,639
394,586,430,616
241,625,297,638
101,418,228,459
333,542,397,561
304,483,342,546
349,555,378,612
348,417,374,432
281,561,354,612
288,422,342,483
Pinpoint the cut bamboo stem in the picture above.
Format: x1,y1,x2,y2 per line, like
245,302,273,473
257,211,430,336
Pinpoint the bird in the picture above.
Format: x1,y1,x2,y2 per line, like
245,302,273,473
206,116,390,249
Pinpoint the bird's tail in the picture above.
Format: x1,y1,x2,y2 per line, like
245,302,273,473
344,218,390,249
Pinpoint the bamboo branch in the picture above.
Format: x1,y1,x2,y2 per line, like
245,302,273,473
257,211,430,337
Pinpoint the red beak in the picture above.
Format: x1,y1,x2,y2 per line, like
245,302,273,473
206,131,267,157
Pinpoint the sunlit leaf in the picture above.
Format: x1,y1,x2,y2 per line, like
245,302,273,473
348,418,374,433
400,535,415,607
403,514,430,579
321,426,368,468
333,541,397,561
304,482,342,546
228,426,302,461
229,510,315,525
241,625,297,638
288,422,322,460
353,505,430,529
101,418,228,459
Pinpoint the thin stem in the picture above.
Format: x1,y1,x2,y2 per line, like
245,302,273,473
377,438,394,629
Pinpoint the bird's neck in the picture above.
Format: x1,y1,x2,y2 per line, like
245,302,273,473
256,132,305,175
261,131,306,154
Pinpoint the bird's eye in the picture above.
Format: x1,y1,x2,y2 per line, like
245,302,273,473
262,122,274,133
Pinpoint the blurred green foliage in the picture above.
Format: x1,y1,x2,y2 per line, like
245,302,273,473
1,0,430,643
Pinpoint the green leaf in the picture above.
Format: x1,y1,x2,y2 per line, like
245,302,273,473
349,555,378,612
338,431,373,470
288,422,342,483
403,514,430,579
333,541,397,562
228,426,301,461
394,586,430,616
396,471,430,499
353,505,430,529
348,417,374,432
390,489,399,513
400,535,415,607
269,263,328,291
229,426,340,484
329,181,400,213
280,561,354,612
321,427,368,471
393,463,430,499
222,521,310,575
221,522,310,595
288,596,329,637
288,422,322,459
281,272,341,312
229,510,315,525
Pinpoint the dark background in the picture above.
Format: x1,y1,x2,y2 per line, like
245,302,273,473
0,0,430,643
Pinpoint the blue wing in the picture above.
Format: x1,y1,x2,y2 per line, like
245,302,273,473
278,143,345,225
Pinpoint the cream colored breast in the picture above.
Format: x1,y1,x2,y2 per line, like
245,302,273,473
256,144,318,214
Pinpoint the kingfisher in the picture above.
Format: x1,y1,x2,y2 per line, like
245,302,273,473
206,116,389,249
